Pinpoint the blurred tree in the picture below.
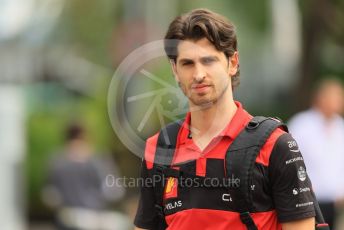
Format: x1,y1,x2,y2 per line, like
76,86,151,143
296,0,344,110
49,0,120,66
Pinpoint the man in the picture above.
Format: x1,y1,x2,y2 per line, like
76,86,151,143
134,9,316,229
288,79,344,229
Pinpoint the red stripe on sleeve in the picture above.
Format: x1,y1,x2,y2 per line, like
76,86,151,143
144,132,159,169
256,128,286,166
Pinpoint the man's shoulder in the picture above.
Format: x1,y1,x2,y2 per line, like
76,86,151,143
256,127,287,166
145,120,184,144
146,131,160,144
142,132,160,168
143,120,185,168
256,117,289,149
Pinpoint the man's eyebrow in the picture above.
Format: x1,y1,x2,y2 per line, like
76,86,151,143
178,58,194,64
178,56,220,64
200,55,220,61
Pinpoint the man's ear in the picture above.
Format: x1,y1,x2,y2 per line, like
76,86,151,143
228,51,239,76
170,60,180,82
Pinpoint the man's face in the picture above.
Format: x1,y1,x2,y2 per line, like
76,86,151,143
171,38,238,107
317,83,344,116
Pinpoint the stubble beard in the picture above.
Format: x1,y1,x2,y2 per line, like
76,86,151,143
180,80,230,111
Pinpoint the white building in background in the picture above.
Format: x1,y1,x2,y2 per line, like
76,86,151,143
0,87,26,230
0,0,64,229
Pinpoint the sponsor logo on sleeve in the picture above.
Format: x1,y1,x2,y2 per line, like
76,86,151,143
292,187,311,195
287,140,300,153
285,156,304,165
297,166,307,181
296,201,313,208
292,188,299,195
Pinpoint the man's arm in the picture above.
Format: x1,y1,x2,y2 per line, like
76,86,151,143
134,158,160,229
282,217,315,230
268,133,316,224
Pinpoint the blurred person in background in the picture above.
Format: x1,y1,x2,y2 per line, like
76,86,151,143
42,123,128,230
288,78,344,229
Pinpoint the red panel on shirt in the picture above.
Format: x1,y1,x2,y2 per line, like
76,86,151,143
257,128,286,166
165,209,281,230
144,132,159,169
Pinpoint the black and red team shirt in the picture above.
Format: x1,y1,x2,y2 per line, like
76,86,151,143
134,102,315,230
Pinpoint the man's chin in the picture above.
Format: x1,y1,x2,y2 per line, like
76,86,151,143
190,99,215,111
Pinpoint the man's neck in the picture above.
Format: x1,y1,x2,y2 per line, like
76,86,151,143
189,96,237,139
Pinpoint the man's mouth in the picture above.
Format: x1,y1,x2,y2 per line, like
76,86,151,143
191,84,211,93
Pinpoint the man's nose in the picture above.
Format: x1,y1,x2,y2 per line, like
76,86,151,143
193,63,206,82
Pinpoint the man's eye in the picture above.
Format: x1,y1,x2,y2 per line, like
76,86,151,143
203,58,215,64
182,62,193,66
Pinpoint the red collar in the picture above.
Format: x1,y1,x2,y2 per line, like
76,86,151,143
179,101,252,145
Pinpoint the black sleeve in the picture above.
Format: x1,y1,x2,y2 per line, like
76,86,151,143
269,133,316,223
134,159,159,229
